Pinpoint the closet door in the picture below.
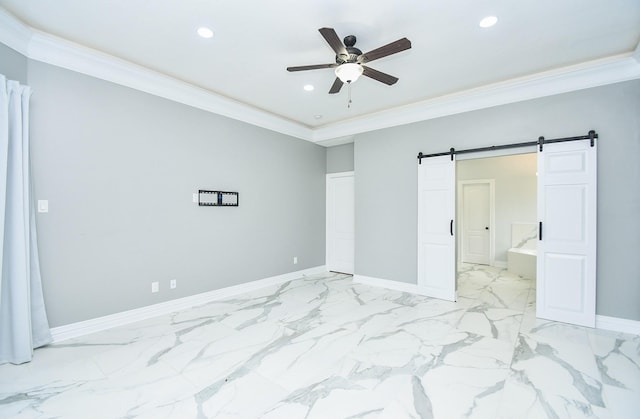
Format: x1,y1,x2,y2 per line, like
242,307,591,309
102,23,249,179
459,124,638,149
326,172,355,274
537,140,597,327
417,155,456,301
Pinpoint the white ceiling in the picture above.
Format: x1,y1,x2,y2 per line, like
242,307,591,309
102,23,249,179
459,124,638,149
1,0,639,139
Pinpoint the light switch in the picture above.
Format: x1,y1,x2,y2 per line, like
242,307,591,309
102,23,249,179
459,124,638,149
38,200,49,213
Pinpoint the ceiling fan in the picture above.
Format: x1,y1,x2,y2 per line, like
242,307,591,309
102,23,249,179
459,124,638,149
287,27,412,94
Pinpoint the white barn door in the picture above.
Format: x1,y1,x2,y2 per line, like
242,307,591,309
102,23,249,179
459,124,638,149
417,155,456,301
326,172,355,274
537,140,597,327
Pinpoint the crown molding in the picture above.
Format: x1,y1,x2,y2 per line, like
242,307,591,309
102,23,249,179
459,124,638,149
315,135,356,147
26,30,315,141
0,8,314,142
311,53,640,142
2,7,639,146
0,8,31,55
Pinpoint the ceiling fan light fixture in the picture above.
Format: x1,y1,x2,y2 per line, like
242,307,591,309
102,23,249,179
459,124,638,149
287,28,411,94
335,63,364,83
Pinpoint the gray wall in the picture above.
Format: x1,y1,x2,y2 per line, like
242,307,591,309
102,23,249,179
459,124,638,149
3,40,639,324
457,154,537,263
0,43,27,83
326,143,354,173
12,58,326,327
355,79,640,321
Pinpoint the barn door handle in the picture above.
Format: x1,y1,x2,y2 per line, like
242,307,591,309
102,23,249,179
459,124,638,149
450,220,454,236
539,221,542,240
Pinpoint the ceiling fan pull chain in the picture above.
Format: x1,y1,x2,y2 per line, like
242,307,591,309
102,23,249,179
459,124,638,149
348,82,352,108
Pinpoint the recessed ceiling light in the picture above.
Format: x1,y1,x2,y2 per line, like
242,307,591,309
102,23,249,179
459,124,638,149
303,84,314,91
314,114,323,119
479,16,498,28
197,27,214,38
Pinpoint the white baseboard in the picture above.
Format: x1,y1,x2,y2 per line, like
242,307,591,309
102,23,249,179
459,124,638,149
596,315,640,335
50,265,326,343
353,274,420,294
51,266,638,343
354,275,639,336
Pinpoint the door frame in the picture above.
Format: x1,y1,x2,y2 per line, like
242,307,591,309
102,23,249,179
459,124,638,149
457,179,495,267
326,171,355,274
419,142,597,328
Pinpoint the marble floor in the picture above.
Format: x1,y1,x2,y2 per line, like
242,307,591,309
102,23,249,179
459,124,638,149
1,265,638,418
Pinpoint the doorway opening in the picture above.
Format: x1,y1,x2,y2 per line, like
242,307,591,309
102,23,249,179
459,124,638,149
417,134,597,327
455,153,538,306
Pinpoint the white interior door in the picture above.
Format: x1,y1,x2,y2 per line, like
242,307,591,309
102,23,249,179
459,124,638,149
461,182,492,265
537,140,597,327
326,172,355,274
418,155,456,301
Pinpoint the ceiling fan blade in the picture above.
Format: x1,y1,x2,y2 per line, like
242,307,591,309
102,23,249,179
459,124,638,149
358,38,411,63
319,27,347,56
362,66,399,85
328,77,344,94
287,64,337,72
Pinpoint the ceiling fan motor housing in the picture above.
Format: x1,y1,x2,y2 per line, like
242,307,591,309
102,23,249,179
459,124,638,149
336,35,362,64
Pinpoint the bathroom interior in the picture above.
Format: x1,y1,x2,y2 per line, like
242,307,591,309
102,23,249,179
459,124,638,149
456,152,538,284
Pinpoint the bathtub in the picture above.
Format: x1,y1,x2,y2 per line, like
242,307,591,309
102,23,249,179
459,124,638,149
507,247,536,280
507,223,537,280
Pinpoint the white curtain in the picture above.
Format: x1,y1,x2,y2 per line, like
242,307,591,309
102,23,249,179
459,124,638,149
0,74,52,365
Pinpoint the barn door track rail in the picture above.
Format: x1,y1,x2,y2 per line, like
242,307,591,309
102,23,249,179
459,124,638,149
417,130,597,163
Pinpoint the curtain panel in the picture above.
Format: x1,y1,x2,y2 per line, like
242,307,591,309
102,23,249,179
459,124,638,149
0,74,52,365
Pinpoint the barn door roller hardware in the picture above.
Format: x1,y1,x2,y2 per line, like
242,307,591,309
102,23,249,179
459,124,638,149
417,130,598,164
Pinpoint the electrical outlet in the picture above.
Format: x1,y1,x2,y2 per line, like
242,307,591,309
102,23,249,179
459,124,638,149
37,200,49,213
170,279,177,289
192,193,198,203
293,256,298,265
151,281,159,293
